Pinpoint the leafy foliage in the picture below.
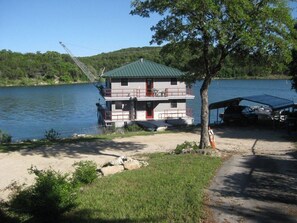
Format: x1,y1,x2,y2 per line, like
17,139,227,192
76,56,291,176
80,46,163,74
0,47,162,86
289,24,297,91
124,123,144,132
0,130,12,144
72,160,98,185
290,50,297,91
174,141,199,154
44,128,60,141
0,45,292,87
0,50,87,86
131,0,297,148
9,167,77,222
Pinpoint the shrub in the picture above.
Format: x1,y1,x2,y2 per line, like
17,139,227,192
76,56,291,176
124,124,143,132
72,160,98,185
103,123,116,134
9,167,77,222
174,141,199,154
59,74,73,83
0,130,12,144
44,128,60,141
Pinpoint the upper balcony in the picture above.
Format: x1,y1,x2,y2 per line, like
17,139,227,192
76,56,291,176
102,87,195,101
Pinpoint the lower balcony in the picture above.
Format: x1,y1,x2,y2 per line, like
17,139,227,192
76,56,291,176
157,108,193,119
99,108,193,121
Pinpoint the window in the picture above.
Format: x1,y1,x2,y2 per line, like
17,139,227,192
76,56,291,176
121,78,128,86
171,100,177,108
171,78,177,85
115,102,122,110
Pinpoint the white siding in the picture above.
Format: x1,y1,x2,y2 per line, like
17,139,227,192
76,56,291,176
135,102,146,120
154,78,186,90
154,100,186,112
111,78,146,89
111,78,185,90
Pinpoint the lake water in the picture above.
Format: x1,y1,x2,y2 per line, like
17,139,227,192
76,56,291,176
0,84,103,141
190,79,297,124
0,80,296,141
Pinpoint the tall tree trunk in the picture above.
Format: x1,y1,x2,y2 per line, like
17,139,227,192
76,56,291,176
199,78,211,149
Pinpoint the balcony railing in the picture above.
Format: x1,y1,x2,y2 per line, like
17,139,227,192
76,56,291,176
102,111,131,121
103,88,193,98
158,108,193,119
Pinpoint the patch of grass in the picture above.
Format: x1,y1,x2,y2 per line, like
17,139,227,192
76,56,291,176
63,153,221,223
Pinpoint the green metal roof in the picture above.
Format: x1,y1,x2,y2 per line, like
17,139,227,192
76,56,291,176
102,59,184,78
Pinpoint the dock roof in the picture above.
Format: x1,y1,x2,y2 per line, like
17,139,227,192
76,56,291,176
209,94,294,111
102,59,184,78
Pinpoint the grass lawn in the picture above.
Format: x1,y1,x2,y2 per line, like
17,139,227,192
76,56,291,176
62,153,221,223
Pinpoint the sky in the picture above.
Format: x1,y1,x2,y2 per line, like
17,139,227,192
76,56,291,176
1,0,297,57
0,0,162,56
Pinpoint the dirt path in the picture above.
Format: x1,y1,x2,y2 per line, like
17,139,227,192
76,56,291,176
208,127,297,223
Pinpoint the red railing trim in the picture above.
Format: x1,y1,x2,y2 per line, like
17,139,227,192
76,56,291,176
103,87,193,98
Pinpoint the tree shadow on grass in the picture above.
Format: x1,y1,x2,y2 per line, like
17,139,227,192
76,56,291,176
61,209,163,223
1,205,163,223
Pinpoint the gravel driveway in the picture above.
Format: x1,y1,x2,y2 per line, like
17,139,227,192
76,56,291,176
208,127,297,223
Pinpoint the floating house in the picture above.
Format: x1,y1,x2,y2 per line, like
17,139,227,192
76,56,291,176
97,59,195,128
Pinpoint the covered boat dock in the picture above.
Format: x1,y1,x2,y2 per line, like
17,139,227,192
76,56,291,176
209,94,295,125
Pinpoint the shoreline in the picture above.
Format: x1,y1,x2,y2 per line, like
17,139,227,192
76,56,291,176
0,127,295,201
0,80,106,88
0,76,291,88
0,80,91,88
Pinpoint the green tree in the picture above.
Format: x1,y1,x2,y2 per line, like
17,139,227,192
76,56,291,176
290,48,297,91
131,0,297,148
289,24,297,91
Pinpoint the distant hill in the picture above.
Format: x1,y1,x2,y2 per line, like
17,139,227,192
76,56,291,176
0,46,289,87
0,47,162,86
80,46,162,75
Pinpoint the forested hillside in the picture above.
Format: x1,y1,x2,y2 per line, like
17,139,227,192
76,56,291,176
0,46,289,86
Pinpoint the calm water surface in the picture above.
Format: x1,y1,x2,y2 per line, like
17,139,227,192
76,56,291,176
0,80,296,141
0,84,102,141
190,79,297,124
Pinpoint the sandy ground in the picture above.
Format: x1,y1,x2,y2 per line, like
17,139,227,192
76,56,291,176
0,132,199,200
0,127,296,208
